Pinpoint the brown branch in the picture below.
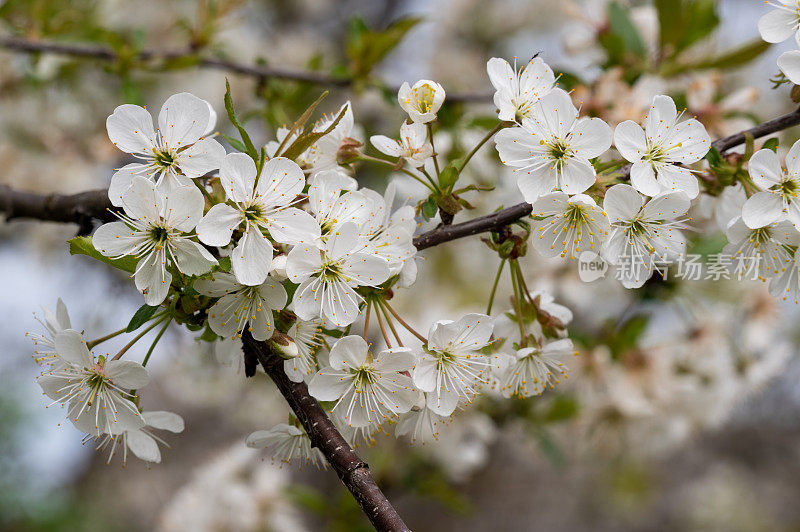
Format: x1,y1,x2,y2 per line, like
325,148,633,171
241,332,409,532
0,185,114,224
0,37,489,104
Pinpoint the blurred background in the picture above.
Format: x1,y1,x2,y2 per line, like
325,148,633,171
3,0,800,530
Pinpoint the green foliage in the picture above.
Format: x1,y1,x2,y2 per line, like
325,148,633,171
762,137,780,152
607,2,646,59
68,236,138,273
224,79,259,163
345,16,422,82
438,163,460,191
656,0,719,55
126,304,159,332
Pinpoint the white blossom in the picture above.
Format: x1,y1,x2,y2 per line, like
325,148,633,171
758,2,800,45
413,314,494,416
196,153,319,286
601,184,690,289
37,329,148,436
742,142,800,228
283,319,323,383
27,298,71,368
370,121,432,167
498,339,576,398
495,89,612,203
486,56,556,122
94,176,216,305
305,102,358,189
308,335,417,427
194,272,287,341
286,222,390,327
397,80,446,123
614,95,711,199
107,92,225,205
96,410,184,464
395,406,447,444
723,217,799,280
246,424,326,468
530,192,610,258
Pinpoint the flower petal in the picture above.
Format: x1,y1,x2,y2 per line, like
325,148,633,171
613,120,647,162
157,92,211,148
105,360,150,389
106,104,156,154
742,191,784,229
232,226,274,286
603,184,644,222
196,203,242,247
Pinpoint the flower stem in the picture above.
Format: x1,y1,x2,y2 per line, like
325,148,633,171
363,301,372,339
509,260,528,343
357,155,437,192
486,258,506,315
194,179,215,204
378,302,404,347
374,303,392,348
87,327,128,349
111,316,167,361
459,122,505,174
512,260,535,306
142,318,171,367
427,122,441,177
383,302,427,343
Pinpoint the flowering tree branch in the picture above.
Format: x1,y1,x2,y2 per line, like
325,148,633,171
1,104,799,532
0,37,491,104
242,332,409,532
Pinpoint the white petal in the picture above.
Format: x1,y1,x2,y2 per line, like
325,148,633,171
126,430,161,463
176,137,226,178
163,184,205,232
603,184,643,222
516,164,559,204
93,221,142,257
54,329,92,367
558,157,596,194
264,208,321,245
665,119,710,164
220,152,256,203
255,157,305,208
308,369,353,401
143,411,184,432
232,226,274,286
106,104,156,154
134,251,172,305
656,164,699,199
122,176,163,225
641,191,690,221
613,120,647,162
758,8,798,43
108,163,149,207
413,356,439,393
196,203,242,247
171,238,217,275
630,161,661,197
105,360,150,389
749,148,784,189
645,95,677,145
571,117,612,159
370,135,402,157
341,253,390,286
778,50,800,85
742,191,785,229
286,244,322,282
291,278,323,321
158,92,211,148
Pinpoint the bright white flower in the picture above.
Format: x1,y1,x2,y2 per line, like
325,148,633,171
286,222,390,327
305,102,358,190
194,272,287,341
370,121,432,167
769,247,800,303
530,192,611,258
395,406,447,444
308,335,417,427
722,217,799,280
28,298,71,368
758,2,800,44
308,173,377,238
246,423,326,468
265,126,302,159
107,92,225,205
37,329,148,436
397,80,446,123
742,143,800,228
95,410,184,464
614,95,711,199
94,176,216,305
486,56,556,122
498,339,576,398
215,337,245,374
196,153,319,286
358,185,418,283
495,89,612,203
283,319,323,383
601,184,690,289
413,314,494,416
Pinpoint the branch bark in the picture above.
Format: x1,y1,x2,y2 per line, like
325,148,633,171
0,37,491,104
242,332,409,532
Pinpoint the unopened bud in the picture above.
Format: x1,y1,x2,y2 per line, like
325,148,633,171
271,254,288,281
337,137,363,164
269,331,298,360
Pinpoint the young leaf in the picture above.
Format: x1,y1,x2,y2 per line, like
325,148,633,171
68,236,138,274
221,133,246,153
224,79,259,161
762,138,779,152
282,103,349,161
272,90,329,158
421,197,438,219
127,304,159,332
607,2,646,58
438,163,459,190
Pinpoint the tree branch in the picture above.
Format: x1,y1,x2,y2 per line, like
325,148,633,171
0,184,114,224
0,37,490,104
241,332,409,532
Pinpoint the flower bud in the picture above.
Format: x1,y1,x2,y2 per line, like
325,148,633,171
271,254,288,281
397,80,446,123
336,137,363,165
268,331,298,360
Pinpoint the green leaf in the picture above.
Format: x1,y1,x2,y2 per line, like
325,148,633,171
282,103,348,161
272,91,329,158
656,0,719,56
421,197,438,219
221,133,246,153
704,146,723,167
346,16,422,80
438,163,459,190
688,39,771,72
545,395,579,422
224,79,259,161
607,2,646,58
217,256,232,272
762,138,779,152
198,325,218,343
68,236,138,274
127,304,159,332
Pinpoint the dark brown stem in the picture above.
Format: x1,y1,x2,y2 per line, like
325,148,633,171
0,37,490,104
241,332,409,532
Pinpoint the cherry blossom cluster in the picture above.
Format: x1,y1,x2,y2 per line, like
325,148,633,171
29,1,800,467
